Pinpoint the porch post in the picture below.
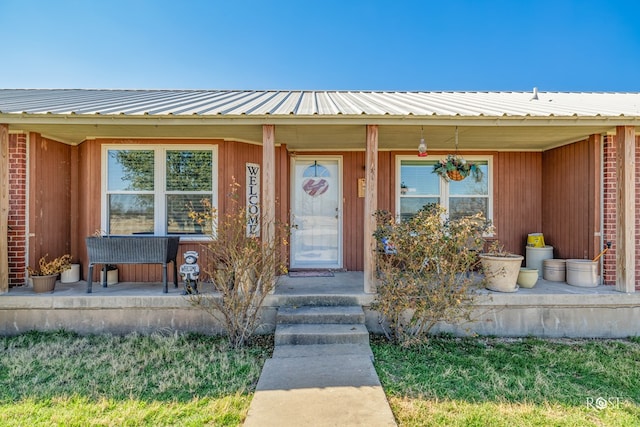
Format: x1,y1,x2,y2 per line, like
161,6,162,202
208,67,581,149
262,125,276,246
615,125,635,293
364,125,378,293
0,124,8,293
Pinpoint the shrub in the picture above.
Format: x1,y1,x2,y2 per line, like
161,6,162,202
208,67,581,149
188,183,289,349
372,205,492,344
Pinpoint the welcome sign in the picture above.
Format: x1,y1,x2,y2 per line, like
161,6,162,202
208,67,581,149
246,163,260,237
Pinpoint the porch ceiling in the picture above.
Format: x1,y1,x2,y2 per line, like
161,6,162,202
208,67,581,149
2,117,625,151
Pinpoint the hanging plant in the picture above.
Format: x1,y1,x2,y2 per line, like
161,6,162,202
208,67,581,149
433,154,484,182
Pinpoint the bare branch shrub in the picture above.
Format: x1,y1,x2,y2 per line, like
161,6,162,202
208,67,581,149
188,183,288,349
372,204,492,345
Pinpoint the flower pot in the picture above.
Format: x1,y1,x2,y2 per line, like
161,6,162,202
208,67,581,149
447,169,465,181
100,268,118,285
61,264,80,283
31,274,57,293
479,254,524,292
517,268,538,288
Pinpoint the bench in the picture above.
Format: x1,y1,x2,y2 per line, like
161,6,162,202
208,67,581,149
85,236,180,293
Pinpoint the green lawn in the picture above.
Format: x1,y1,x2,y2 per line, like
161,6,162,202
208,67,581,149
371,335,640,426
2,331,639,426
0,331,271,426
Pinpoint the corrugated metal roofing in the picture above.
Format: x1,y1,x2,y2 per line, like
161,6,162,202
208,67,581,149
1,89,640,118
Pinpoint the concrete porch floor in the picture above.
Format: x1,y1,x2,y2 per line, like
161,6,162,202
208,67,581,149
1,272,639,337
3,271,628,297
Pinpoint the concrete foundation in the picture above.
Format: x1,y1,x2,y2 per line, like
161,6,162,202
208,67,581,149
1,273,639,338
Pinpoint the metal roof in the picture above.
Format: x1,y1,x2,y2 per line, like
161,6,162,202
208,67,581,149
1,89,640,118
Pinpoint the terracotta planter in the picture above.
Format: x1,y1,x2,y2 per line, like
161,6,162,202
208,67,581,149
479,254,524,293
31,274,57,293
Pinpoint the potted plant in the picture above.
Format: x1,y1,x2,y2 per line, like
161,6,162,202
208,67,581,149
433,154,484,182
478,241,523,292
28,254,72,293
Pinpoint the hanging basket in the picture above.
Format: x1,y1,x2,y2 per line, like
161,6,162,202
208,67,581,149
446,169,465,181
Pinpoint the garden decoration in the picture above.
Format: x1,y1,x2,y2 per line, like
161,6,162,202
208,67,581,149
432,127,484,182
180,250,200,294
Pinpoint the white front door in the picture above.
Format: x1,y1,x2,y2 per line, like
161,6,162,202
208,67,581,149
290,157,342,269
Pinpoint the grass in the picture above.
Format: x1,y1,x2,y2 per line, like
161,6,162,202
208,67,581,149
2,331,639,426
371,335,640,426
0,330,272,426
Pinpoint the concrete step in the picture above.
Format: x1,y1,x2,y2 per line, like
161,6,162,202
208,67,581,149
275,323,369,345
273,343,374,361
277,295,360,307
277,305,365,324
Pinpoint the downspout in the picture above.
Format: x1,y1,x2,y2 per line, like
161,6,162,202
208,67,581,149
24,132,30,285
599,133,605,285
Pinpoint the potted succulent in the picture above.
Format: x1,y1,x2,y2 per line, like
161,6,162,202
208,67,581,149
28,254,72,293
433,154,484,182
478,241,523,292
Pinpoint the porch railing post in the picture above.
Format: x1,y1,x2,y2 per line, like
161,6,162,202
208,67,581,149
615,125,636,293
262,125,276,287
364,125,378,293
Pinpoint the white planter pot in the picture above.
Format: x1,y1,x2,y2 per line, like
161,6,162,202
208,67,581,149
479,254,524,293
517,268,538,288
100,269,118,285
61,264,80,283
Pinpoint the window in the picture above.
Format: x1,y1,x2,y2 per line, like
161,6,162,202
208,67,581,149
397,155,492,221
103,145,217,237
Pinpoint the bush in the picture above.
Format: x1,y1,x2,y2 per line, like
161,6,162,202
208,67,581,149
372,205,492,344
188,184,289,348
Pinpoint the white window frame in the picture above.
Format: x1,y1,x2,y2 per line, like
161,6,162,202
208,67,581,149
395,154,493,222
101,144,218,240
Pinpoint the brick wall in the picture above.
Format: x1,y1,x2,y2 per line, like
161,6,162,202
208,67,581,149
8,133,27,287
602,133,640,289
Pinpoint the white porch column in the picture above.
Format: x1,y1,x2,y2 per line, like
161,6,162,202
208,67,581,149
364,125,378,293
615,125,635,293
262,125,276,245
0,124,8,293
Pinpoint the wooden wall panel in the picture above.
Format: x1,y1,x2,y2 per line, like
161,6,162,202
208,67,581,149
28,134,72,269
377,151,393,213
494,151,543,255
542,139,598,260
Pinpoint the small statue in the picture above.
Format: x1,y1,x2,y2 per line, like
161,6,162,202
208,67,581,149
179,250,200,294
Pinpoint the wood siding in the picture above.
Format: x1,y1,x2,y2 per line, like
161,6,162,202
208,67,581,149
542,138,599,260
37,135,596,281
28,133,72,269
494,151,543,255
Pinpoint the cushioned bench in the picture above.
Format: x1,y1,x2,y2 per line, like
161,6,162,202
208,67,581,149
85,236,180,293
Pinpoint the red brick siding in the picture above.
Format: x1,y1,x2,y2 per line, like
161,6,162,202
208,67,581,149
602,133,640,289
8,133,27,286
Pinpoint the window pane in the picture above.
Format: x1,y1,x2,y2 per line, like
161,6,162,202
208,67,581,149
108,150,154,191
400,161,439,195
449,197,488,220
166,150,212,191
400,197,439,221
167,194,212,235
108,194,154,235
450,163,488,195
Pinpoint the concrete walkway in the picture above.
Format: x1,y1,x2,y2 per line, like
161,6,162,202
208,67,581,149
243,344,397,426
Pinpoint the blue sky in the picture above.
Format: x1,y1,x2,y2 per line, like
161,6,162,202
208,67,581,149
0,0,638,91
